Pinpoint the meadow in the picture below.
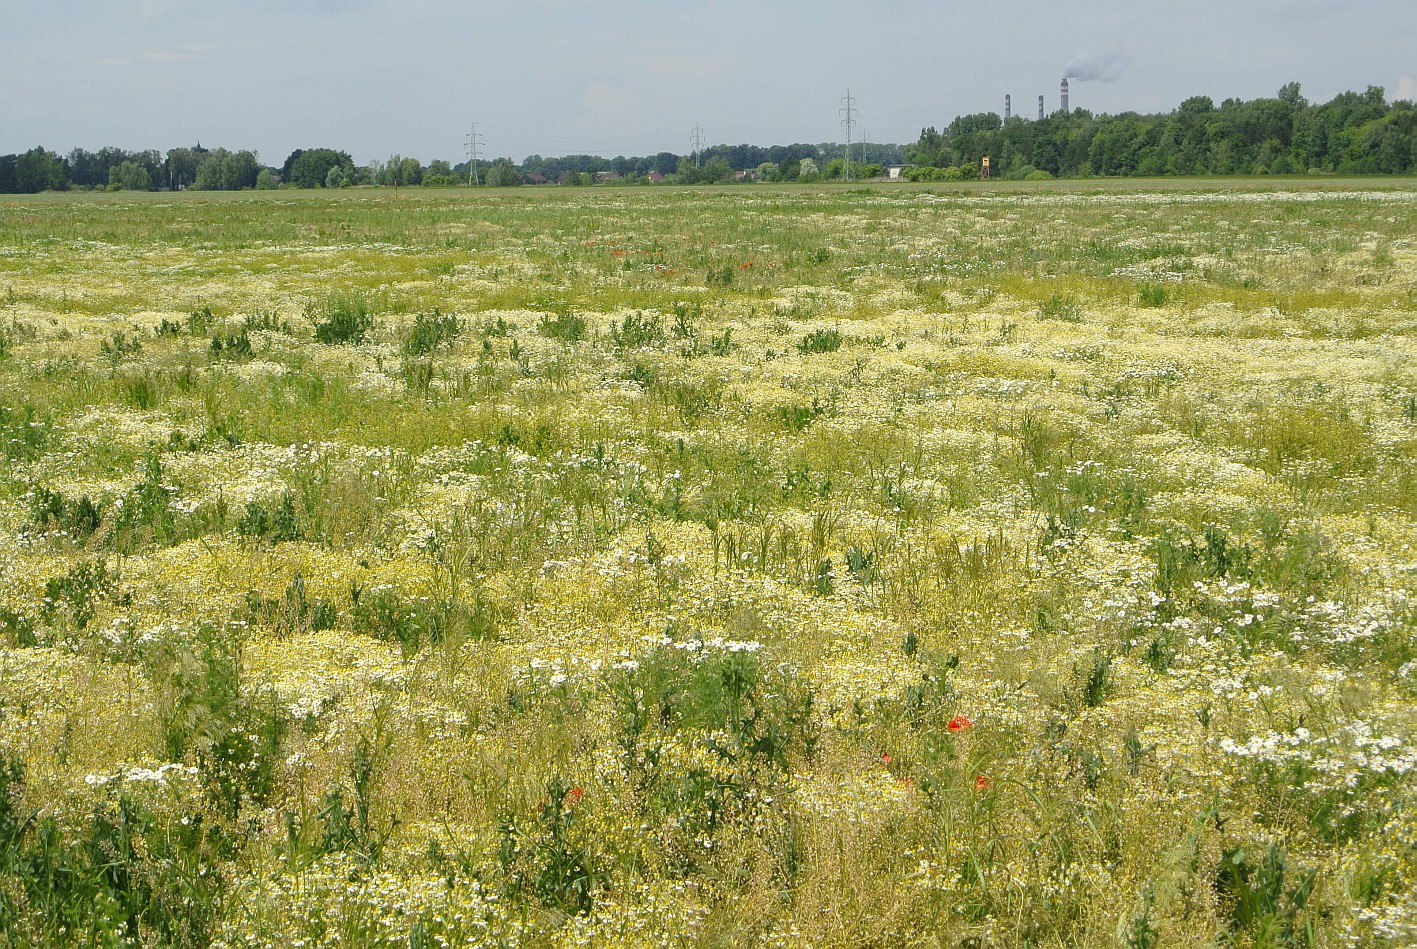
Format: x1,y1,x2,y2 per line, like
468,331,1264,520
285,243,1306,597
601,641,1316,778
0,179,1414,947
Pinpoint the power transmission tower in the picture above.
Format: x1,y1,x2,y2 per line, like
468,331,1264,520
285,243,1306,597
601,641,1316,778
839,90,857,181
464,126,484,186
691,124,705,169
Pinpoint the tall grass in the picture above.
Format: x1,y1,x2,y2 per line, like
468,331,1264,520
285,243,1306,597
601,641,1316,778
0,181,1414,946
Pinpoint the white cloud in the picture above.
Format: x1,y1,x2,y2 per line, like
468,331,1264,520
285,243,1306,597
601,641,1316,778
1396,76,1417,102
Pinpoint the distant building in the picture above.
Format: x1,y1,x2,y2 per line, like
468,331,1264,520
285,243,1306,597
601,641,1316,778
594,171,621,183
885,164,906,180
647,171,665,183
520,172,549,185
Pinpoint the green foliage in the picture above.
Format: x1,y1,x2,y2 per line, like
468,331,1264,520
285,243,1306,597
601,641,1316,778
0,770,229,946
349,584,448,654
611,310,664,349
485,159,521,187
108,160,153,192
0,403,47,461
1039,293,1082,322
615,645,817,771
284,148,355,189
538,309,587,343
1215,844,1316,947
187,305,215,334
706,264,734,287
276,731,398,870
237,492,304,544
191,149,260,191
209,329,252,359
708,326,733,355
403,308,462,356
798,327,842,354
1138,283,1171,306
243,572,337,636
243,309,297,335
27,459,183,552
499,778,598,915
42,560,122,632
27,483,103,538
775,398,829,431
312,291,375,345
908,83,1411,177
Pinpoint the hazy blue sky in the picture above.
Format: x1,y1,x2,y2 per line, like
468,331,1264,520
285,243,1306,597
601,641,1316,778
4,1,1414,165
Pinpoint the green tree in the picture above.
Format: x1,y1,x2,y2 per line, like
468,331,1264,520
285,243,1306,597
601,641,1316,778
486,158,521,187
108,160,152,191
165,148,200,190
702,155,733,182
14,147,68,193
286,148,354,188
192,149,260,190
398,156,423,186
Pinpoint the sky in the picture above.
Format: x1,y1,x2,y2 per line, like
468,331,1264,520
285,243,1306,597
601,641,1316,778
3,0,1415,166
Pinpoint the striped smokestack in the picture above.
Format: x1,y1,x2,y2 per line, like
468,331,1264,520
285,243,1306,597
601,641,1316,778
1005,94,1011,120
1060,78,1070,114
1038,96,1045,120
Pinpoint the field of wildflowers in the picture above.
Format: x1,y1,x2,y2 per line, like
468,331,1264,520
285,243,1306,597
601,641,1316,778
0,179,1415,947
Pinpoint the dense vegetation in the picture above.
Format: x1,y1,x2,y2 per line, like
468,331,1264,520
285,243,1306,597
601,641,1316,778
0,180,1414,946
0,141,906,194
908,84,1417,179
4,82,1414,195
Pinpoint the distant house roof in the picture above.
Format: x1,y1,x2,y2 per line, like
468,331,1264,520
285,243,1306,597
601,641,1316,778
520,172,549,185
647,171,665,182
594,171,621,182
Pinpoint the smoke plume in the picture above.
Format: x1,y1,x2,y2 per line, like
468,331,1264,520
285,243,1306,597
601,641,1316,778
1062,51,1128,83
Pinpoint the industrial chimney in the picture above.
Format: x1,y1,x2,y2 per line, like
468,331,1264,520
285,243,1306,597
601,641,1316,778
1005,94,1011,120
1038,96,1045,120
1060,78,1070,115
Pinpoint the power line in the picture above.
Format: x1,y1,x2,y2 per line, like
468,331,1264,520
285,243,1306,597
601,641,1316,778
464,125,484,185
690,123,705,168
840,89,857,180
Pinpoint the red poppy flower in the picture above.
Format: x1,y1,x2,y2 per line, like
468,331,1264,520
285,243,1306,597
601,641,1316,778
947,715,974,732
974,775,992,791
567,786,584,806
880,753,892,766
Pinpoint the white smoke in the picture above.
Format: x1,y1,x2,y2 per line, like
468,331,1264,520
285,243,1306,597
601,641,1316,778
1063,51,1129,83
1396,76,1417,103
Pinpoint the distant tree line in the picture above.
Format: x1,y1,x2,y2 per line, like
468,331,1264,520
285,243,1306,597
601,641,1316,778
515,142,905,182
3,84,1413,194
907,84,1417,179
0,140,908,194
0,143,265,193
